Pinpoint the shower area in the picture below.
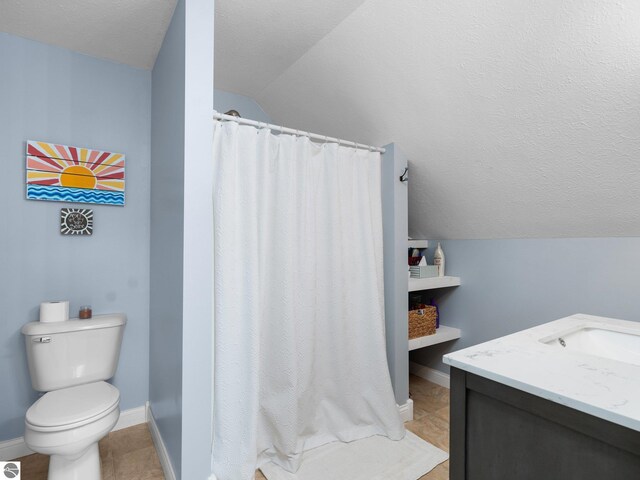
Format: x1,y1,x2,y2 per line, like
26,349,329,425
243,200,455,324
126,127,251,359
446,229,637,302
208,110,442,480
147,6,443,480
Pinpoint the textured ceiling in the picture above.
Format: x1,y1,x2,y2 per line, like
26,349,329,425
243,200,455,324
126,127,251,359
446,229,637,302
4,1,639,238
217,0,640,239
0,0,177,69
214,0,367,95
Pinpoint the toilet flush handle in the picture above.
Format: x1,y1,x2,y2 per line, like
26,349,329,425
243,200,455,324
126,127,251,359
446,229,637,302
32,337,51,343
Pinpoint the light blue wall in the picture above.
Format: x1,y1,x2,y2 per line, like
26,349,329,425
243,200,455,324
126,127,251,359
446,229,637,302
149,0,185,475
381,144,409,405
410,238,640,373
0,33,151,442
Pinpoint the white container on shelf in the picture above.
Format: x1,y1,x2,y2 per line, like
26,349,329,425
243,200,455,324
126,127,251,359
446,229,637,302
409,265,438,278
433,243,445,277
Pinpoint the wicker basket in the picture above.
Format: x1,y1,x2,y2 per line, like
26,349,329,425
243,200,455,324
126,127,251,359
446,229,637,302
408,304,437,339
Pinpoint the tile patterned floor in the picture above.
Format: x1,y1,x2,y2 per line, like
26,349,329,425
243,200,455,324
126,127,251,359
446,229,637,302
17,376,448,480
256,374,450,479
15,423,164,480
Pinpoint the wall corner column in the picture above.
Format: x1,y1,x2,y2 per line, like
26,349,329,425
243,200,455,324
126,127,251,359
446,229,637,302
181,0,215,478
381,143,409,405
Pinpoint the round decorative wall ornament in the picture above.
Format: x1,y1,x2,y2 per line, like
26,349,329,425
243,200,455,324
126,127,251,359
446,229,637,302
60,208,93,235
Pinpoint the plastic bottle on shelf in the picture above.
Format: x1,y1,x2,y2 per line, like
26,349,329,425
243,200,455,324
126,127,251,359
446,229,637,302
433,243,445,277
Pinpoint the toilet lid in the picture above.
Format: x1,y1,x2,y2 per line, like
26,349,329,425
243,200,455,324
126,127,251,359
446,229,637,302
26,381,120,428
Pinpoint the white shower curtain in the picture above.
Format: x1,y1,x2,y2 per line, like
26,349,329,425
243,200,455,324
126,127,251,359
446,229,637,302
211,121,404,480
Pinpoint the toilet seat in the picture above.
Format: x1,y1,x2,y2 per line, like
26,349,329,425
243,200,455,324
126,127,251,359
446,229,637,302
26,381,119,432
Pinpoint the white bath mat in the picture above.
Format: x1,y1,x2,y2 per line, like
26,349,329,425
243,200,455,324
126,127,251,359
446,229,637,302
259,431,448,480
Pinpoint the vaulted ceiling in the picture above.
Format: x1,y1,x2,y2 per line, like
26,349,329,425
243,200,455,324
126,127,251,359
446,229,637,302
0,0,177,69
217,0,640,239
214,0,368,96
2,1,639,239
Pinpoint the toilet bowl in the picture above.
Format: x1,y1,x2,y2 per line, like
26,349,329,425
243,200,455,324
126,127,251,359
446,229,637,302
24,381,120,480
21,314,126,480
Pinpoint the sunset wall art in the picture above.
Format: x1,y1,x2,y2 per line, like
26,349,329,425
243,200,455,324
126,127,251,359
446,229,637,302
26,140,125,206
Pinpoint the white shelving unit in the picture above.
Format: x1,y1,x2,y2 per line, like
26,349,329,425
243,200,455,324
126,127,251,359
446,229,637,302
408,264,462,349
408,275,461,292
408,239,429,249
409,325,461,351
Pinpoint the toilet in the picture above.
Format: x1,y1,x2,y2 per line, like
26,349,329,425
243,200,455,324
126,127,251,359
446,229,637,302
21,313,126,480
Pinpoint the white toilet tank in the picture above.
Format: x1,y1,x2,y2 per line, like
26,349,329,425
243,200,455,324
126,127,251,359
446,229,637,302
22,313,126,392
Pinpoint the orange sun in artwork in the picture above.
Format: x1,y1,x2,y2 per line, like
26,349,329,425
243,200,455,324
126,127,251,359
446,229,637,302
59,165,97,189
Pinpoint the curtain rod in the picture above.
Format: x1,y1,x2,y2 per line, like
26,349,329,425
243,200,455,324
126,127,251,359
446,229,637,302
212,110,386,154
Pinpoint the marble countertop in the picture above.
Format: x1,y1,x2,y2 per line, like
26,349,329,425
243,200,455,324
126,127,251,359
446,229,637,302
443,314,640,432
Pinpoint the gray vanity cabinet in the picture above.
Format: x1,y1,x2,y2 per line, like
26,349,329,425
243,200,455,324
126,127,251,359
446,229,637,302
450,367,640,480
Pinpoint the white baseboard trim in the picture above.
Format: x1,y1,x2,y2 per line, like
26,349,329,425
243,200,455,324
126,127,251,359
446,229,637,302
0,437,33,461
114,403,148,431
409,361,451,389
0,404,148,461
148,405,177,480
397,398,414,422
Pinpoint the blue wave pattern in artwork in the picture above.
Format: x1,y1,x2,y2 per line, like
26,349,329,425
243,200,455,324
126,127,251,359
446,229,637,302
27,185,125,206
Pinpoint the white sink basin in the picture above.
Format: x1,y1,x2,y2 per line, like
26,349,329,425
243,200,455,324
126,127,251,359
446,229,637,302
541,324,640,367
